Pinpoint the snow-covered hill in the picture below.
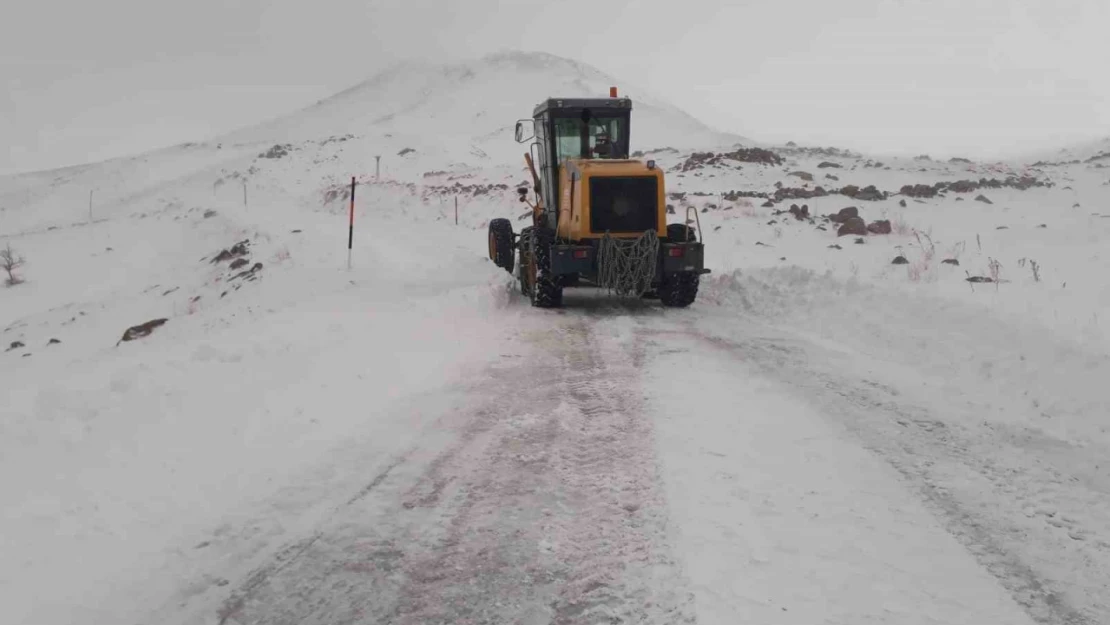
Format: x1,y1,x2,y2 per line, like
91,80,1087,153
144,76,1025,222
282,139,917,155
222,50,744,169
2,50,1110,625
1007,135,1110,166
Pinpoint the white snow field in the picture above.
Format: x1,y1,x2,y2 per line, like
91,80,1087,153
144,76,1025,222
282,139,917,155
2,51,1109,625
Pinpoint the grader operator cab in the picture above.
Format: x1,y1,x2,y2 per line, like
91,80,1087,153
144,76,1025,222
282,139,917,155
487,87,709,308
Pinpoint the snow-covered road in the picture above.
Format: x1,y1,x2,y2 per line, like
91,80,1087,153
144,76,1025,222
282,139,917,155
155,306,697,625
128,291,1108,625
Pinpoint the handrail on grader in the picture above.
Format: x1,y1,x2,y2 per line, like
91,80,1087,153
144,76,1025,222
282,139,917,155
685,205,703,244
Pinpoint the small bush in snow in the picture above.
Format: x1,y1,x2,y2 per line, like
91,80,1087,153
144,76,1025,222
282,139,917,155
988,257,1003,283
1,242,25,286
914,230,936,262
947,241,967,261
1018,258,1041,282
907,261,926,282
891,215,913,236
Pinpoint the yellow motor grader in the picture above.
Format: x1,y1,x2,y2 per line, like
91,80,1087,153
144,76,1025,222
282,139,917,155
487,88,708,308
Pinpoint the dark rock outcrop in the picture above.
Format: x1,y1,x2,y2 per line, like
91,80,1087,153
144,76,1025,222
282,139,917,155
837,216,868,237
829,207,859,223
867,220,892,235
118,319,168,345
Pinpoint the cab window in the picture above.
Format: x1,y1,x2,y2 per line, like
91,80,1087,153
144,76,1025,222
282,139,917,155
554,118,583,162
553,115,626,161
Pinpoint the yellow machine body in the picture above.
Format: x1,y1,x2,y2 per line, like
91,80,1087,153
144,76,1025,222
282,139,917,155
555,158,667,241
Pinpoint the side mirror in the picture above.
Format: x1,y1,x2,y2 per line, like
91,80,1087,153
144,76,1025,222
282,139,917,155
514,120,535,143
517,186,528,202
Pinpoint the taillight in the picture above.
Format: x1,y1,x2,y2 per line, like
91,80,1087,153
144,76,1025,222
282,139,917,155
668,247,685,257
573,249,589,259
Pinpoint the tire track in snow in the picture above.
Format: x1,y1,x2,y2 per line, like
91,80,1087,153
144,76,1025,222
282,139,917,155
386,316,695,624
664,319,1101,625
212,397,515,625
538,318,694,625
208,314,695,625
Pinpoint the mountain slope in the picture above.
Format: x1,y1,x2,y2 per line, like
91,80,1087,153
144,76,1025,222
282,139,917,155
220,50,745,164
998,135,1110,166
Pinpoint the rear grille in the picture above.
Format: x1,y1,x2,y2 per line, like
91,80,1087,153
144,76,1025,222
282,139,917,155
588,176,658,233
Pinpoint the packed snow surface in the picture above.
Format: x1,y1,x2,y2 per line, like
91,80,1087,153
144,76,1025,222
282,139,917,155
2,51,1108,625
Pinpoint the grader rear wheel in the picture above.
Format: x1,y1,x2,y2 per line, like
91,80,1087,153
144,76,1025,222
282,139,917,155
660,223,700,307
517,227,533,296
519,227,562,308
659,272,699,307
666,223,697,243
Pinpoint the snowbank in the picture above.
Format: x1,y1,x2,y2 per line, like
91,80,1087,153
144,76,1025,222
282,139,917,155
700,266,1110,447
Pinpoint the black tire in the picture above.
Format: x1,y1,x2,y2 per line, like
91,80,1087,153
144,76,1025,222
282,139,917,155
517,227,533,296
488,218,514,273
659,272,699,307
666,223,697,243
660,223,699,307
526,227,562,308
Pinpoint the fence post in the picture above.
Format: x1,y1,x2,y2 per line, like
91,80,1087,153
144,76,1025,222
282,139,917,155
348,176,356,269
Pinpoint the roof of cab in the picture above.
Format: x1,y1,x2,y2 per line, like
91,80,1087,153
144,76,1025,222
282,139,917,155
532,97,633,117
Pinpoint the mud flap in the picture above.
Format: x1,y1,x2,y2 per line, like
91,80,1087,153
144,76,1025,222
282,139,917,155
550,244,594,276
660,242,705,275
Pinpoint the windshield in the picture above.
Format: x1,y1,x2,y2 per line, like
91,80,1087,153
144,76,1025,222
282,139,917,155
553,114,627,161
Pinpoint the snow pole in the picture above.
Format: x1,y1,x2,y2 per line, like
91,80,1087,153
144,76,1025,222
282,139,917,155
348,176,355,269
455,195,458,225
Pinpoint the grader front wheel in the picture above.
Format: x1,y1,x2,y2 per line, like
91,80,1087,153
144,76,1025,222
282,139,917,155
488,218,515,273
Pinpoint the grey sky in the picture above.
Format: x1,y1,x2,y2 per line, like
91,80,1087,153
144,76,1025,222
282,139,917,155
3,0,1108,175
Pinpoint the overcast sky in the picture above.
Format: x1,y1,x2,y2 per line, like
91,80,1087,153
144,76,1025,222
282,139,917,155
3,0,1108,175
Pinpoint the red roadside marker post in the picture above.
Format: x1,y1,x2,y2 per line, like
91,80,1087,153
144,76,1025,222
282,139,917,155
348,176,355,269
